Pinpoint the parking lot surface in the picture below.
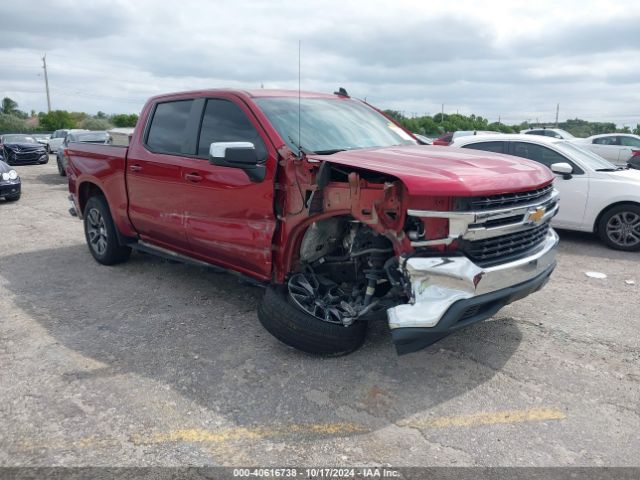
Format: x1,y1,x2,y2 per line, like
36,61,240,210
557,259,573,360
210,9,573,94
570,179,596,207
1,159,639,466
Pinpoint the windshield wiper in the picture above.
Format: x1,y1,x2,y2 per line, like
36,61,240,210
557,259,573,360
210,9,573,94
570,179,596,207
595,168,618,172
313,149,347,155
288,136,315,156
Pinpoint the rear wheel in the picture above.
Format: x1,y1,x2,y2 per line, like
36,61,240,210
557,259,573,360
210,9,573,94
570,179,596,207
57,157,66,176
597,204,640,251
83,196,131,265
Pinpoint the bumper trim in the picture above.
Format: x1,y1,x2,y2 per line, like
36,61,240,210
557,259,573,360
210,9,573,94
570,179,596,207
387,229,558,340
391,263,555,355
0,181,21,198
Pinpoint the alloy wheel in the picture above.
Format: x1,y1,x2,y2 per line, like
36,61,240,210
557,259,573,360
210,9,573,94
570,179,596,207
606,211,640,247
86,208,108,255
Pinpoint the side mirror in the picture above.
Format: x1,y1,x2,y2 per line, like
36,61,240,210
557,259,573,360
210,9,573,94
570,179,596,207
550,162,573,179
209,142,265,182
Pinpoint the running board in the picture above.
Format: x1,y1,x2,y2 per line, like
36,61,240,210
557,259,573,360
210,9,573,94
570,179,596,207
131,241,265,287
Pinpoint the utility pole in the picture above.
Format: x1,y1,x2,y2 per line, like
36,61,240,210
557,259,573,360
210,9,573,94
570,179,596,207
441,104,444,123
42,54,51,112
498,115,501,124
555,103,559,127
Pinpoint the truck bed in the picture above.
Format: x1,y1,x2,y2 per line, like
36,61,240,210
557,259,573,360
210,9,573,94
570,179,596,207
66,143,133,238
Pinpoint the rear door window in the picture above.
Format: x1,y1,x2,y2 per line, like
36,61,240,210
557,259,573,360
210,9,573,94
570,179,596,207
461,141,505,154
146,100,194,155
620,136,640,147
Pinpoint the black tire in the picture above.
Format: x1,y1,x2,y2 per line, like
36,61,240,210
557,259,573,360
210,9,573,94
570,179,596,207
83,195,131,265
597,204,640,251
39,154,49,165
5,194,20,202
257,285,367,356
57,157,66,176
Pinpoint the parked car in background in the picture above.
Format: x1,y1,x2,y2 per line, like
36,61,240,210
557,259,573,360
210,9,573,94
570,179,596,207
520,127,575,139
452,134,640,251
65,88,558,356
34,133,51,147
571,134,640,166
433,131,500,146
0,159,21,201
0,134,49,165
107,127,135,147
432,132,454,145
57,131,110,176
413,133,433,145
48,129,89,154
47,129,69,153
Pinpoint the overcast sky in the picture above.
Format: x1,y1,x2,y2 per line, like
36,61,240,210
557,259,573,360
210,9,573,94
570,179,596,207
1,0,639,126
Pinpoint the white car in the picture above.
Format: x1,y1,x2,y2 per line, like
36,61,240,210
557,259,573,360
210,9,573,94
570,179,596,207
520,127,575,140
571,133,640,166
451,134,640,251
47,129,89,154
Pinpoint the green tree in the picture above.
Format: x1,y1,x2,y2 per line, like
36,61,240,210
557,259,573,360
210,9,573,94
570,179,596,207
110,113,138,128
39,110,76,131
0,112,28,132
1,97,19,115
79,117,113,130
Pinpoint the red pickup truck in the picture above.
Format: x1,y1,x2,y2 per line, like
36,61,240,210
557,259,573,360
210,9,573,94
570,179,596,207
66,88,559,355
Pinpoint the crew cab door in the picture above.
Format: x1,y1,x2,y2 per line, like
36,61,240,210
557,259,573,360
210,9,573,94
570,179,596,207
125,99,197,251
178,96,277,280
509,141,589,229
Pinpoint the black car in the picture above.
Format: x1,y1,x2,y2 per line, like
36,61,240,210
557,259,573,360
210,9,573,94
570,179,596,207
56,131,110,176
0,134,49,166
0,160,21,201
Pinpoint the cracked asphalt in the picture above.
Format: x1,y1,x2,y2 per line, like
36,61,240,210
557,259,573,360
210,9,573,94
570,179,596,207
0,158,639,466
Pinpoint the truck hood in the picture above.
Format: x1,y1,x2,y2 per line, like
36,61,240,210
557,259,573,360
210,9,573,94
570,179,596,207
308,145,554,197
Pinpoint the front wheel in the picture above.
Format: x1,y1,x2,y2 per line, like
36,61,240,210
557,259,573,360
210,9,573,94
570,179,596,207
258,285,367,356
83,196,131,265
598,204,640,251
4,194,20,202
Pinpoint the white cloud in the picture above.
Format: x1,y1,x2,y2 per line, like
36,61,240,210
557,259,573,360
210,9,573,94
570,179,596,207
1,0,639,126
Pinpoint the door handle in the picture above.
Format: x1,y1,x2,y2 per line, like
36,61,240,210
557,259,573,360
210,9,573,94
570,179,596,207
185,172,203,182
130,164,143,172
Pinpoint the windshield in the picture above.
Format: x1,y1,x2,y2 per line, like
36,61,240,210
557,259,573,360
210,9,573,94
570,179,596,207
555,141,617,170
255,97,416,154
2,134,37,144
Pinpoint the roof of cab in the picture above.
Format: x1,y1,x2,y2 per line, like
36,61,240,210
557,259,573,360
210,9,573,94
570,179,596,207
147,88,341,103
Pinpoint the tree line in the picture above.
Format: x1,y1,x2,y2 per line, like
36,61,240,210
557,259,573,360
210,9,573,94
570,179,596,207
384,110,640,138
2,95,638,137
0,97,138,133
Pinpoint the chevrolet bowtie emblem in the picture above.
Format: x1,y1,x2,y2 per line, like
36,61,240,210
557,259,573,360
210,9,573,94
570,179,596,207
527,206,546,223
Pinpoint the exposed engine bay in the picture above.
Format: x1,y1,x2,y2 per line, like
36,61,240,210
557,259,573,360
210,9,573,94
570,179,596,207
290,217,408,326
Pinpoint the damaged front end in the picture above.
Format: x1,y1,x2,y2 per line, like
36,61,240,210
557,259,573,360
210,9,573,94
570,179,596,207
274,148,559,354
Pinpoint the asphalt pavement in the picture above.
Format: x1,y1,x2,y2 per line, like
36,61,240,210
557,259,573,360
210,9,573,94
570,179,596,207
0,158,638,466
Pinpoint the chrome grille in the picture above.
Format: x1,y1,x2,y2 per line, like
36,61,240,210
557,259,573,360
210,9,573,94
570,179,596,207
455,184,554,211
461,221,551,267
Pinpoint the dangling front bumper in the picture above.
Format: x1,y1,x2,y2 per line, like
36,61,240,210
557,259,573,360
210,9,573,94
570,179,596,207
387,229,559,354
